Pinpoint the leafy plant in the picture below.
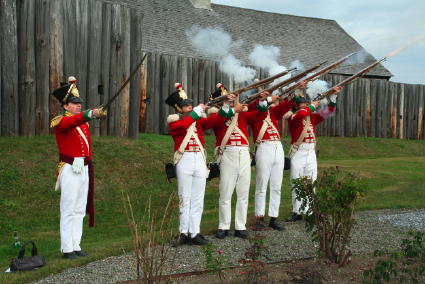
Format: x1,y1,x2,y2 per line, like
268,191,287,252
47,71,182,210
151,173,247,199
202,243,227,283
238,234,269,283
293,167,366,266
363,231,425,284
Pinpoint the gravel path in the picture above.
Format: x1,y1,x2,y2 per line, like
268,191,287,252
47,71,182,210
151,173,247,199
29,209,425,284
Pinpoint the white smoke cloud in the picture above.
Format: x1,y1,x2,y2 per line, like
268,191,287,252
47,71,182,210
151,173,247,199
343,49,368,65
220,55,257,84
186,25,255,83
306,80,330,100
290,60,305,72
248,44,291,86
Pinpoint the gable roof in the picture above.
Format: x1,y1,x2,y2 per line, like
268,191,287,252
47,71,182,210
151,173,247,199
101,0,392,78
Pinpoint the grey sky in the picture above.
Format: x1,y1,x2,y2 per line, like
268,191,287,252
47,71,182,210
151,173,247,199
211,0,425,85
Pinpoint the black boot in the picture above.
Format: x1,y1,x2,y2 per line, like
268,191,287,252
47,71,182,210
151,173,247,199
234,230,249,239
74,250,88,257
215,229,229,239
269,217,285,231
284,213,303,222
190,234,209,245
63,252,78,259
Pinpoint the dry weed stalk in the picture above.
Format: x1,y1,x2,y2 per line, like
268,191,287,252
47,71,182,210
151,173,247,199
123,191,179,283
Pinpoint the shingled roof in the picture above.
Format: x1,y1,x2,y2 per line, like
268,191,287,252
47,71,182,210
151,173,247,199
101,0,392,78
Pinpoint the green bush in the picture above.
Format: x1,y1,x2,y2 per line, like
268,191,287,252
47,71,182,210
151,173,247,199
363,231,425,284
293,167,366,266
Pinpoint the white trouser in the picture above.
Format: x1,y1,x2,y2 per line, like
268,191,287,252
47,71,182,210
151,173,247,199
59,163,89,253
254,141,285,218
176,152,207,237
218,147,251,230
290,143,317,214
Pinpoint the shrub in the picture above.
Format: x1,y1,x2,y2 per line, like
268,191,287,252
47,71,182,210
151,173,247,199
363,231,425,284
293,167,365,266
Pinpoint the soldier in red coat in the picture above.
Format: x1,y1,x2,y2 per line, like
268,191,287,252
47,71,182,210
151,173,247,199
208,84,269,240
50,79,106,259
284,83,342,222
166,83,230,246
247,92,295,231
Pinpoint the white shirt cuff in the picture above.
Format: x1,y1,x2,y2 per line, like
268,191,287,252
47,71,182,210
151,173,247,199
193,106,203,117
258,100,268,107
221,103,230,113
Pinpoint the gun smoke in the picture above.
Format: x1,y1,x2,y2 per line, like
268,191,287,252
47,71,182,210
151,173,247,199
186,25,256,83
343,49,368,65
248,44,290,83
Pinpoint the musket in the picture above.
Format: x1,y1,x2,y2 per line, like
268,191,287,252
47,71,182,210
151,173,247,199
313,56,387,101
103,53,147,109
206,67,297,106
242,61,327,104
278,52,357,100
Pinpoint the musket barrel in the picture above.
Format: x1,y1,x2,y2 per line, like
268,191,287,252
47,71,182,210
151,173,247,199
314,57,386,101
242,61,327,104
206,67,296,106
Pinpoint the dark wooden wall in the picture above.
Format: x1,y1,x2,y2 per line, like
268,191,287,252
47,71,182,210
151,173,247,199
1,1,424,139
141,51,268,134
141,52,425,140
0,0,143,137
316,75,425,139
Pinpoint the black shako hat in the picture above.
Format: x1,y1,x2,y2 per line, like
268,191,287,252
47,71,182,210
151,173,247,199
209,83,228,102
165,83,192,113
52,83,83,105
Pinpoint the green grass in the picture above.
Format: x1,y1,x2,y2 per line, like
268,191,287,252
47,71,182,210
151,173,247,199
0,134,424,284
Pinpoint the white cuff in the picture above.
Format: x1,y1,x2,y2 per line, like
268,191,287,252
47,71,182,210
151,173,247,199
221,103,230,113
193,106,203,117
258,100,268,107
266,97,272,104
329,94,337,103
88,110,93,119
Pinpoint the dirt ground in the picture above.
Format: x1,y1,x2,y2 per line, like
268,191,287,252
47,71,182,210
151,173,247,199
164,255,424,283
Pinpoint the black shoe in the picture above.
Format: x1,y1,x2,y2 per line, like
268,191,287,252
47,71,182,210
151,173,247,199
234,230,249,239
215,229,229,239
74,250,88,257
284,213,303,222
63,252,78,259
171,233,190,247
269,217,285,231
190,234,209,245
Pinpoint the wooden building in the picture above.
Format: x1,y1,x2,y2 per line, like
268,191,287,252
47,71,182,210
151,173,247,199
1,0,423,139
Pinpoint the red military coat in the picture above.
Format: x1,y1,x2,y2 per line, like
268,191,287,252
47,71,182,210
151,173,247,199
168,109,228,151
248,99,295,142
54,111,92,159
287,104,336,144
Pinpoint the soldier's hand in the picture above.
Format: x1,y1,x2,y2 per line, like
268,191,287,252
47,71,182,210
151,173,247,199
92,107,107,119
259,91,270,101
270,95,280,103
225,93,237,102
233,103,248,113
197,104,209,111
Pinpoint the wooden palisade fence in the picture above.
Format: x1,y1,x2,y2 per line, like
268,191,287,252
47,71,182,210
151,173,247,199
1,1,424,139
0,0,143,137
141,52,425,140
